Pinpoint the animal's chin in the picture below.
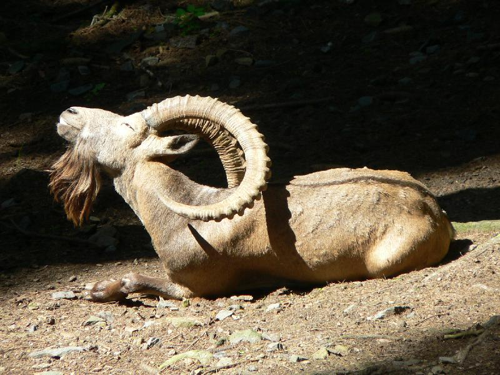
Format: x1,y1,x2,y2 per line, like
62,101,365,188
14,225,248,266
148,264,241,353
57,119,81,142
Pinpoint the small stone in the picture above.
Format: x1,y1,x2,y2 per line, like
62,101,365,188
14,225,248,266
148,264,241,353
50,80,70,93
28,302,39,310
51,291,76,300
267,342,284,352
205,55,218,67
68,84,93,96
364,12,383,27
229,26,250,37
126,90,146,101
409,55,427,65
37,371,64,375
467,56,481,65
266,303,282,313
431,365,445,374
370,306,411,320
145,337,160,349
439,356,458,364
229,329,262,344
330,344,349,356
216,357,234,368
78,65,91,75
262,332,280,342
141,57,159,66
120,61,135,72
358,96,373,107
68,275,77,282
170,35,199,49
157,298,178,310
399,77,413,85
320,42,333,53
165,317,202,328
230,295,253,301
425,45,440,54
83,316,106,326
29,346,86,358
159,350,213,369
466,72,479,78
362,31,378,44
216,309,234,321
235,57,254,66
8,61,25,74
312,347,329,360
483,76,495,82
229,77,241,89
289,354,307,363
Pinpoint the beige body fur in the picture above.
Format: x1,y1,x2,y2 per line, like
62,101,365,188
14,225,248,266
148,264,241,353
49,96,453,302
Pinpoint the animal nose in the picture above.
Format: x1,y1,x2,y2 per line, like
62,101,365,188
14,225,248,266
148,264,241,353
66,108,78,115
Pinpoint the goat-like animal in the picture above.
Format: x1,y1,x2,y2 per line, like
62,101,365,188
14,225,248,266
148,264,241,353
50,96,453,301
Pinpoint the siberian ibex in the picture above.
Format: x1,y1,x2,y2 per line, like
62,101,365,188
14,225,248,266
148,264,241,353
50,96,453,302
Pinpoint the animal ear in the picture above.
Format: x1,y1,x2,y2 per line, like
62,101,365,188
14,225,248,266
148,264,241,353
139,134,199,159
164,134,199,154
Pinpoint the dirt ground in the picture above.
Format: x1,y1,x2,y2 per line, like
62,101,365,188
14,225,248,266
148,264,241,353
1,0,500,374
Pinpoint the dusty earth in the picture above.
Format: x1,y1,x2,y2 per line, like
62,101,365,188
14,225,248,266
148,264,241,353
1,0,500,374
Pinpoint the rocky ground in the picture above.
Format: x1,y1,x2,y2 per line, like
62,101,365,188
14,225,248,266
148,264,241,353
1,0,500,374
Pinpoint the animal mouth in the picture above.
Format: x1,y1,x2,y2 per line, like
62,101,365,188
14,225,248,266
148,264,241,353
58,117,80,129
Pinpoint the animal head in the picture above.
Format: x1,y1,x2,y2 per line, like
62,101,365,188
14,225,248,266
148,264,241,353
50,95,271,226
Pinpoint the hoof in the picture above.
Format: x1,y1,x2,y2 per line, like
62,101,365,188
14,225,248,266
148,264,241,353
90,279,128,302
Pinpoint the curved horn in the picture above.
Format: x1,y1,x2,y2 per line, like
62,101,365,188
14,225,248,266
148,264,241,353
141,95,271,222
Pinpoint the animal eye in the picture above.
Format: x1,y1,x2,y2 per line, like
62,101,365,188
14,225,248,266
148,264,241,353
122,123,134,131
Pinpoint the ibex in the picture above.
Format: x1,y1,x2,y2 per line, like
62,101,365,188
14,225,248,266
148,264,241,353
50,96,453,302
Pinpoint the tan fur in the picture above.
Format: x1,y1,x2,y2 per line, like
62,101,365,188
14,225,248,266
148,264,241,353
49,144,101,226
50,100,454,302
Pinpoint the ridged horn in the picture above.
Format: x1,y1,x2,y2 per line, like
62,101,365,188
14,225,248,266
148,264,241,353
141,95,271,222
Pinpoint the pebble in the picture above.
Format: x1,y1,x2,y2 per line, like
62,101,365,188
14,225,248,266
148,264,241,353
235,57,254,66
409,55,427,65
216,357,234,368
120,60,135,72
8,61,25,74
145,337,160,349
267,342,284,352
398,77,413,85
78,65,91,75
51,291,76,300
426,45,440,54
68,84,93,96
50,80,70,93
165,317,202,328
370,306,411,320
216,309,234,321
170,35,199,49
364,12,383,27
229,329,262,344
29,346,86,358
312,347,329,360
229,25,250,37
330,344,349,356
141,56,159,66
266,303,282,312
229,77,241,89
205,55,218,67
289,354,308,363
358,96,373,107
68,275,77,282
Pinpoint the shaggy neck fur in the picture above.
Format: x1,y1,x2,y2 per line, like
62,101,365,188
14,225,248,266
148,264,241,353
49,143,102,226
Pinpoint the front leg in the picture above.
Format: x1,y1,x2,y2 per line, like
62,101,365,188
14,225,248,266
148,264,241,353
90,272,193,302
